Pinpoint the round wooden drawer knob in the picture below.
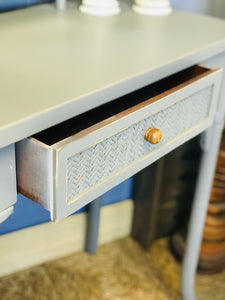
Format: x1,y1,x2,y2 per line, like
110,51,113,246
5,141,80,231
144,128,162,144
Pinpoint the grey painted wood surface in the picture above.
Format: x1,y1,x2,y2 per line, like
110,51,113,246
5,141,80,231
1,1,225,147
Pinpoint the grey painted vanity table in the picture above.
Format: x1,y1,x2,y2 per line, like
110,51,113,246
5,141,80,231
1,1,225,299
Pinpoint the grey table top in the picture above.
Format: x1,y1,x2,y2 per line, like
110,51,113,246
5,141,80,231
1,0,225,148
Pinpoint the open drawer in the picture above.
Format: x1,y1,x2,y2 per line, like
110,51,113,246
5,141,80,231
16,66,222,220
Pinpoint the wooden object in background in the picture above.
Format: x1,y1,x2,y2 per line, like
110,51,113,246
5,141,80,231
132,159,163,250
132,137,201,250
203,224,225,241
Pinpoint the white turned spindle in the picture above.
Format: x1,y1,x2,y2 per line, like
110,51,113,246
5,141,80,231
79,0,121,16
132,0,172,16
56,0,66,11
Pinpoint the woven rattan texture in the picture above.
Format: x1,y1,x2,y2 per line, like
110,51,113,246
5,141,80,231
67,86,213,202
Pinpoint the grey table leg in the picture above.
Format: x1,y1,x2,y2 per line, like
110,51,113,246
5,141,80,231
85,196,102,254
181,113,224,300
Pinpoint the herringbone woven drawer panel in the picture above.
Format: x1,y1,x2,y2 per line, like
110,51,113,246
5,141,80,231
67,86,212,202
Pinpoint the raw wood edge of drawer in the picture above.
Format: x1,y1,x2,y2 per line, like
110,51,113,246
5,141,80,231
16,138,54,211
53,67,220,150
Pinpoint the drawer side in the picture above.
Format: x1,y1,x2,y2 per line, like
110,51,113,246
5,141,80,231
16,139,54,211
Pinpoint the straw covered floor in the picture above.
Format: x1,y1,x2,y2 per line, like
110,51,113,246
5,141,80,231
1,237,225,300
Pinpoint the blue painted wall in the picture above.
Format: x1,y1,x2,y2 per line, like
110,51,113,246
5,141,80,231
0,177,133,234
0,0,53,12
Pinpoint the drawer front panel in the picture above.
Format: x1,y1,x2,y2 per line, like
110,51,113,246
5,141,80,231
67,85,212,203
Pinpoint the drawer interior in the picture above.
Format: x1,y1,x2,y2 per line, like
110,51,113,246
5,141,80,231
33,65,210,146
